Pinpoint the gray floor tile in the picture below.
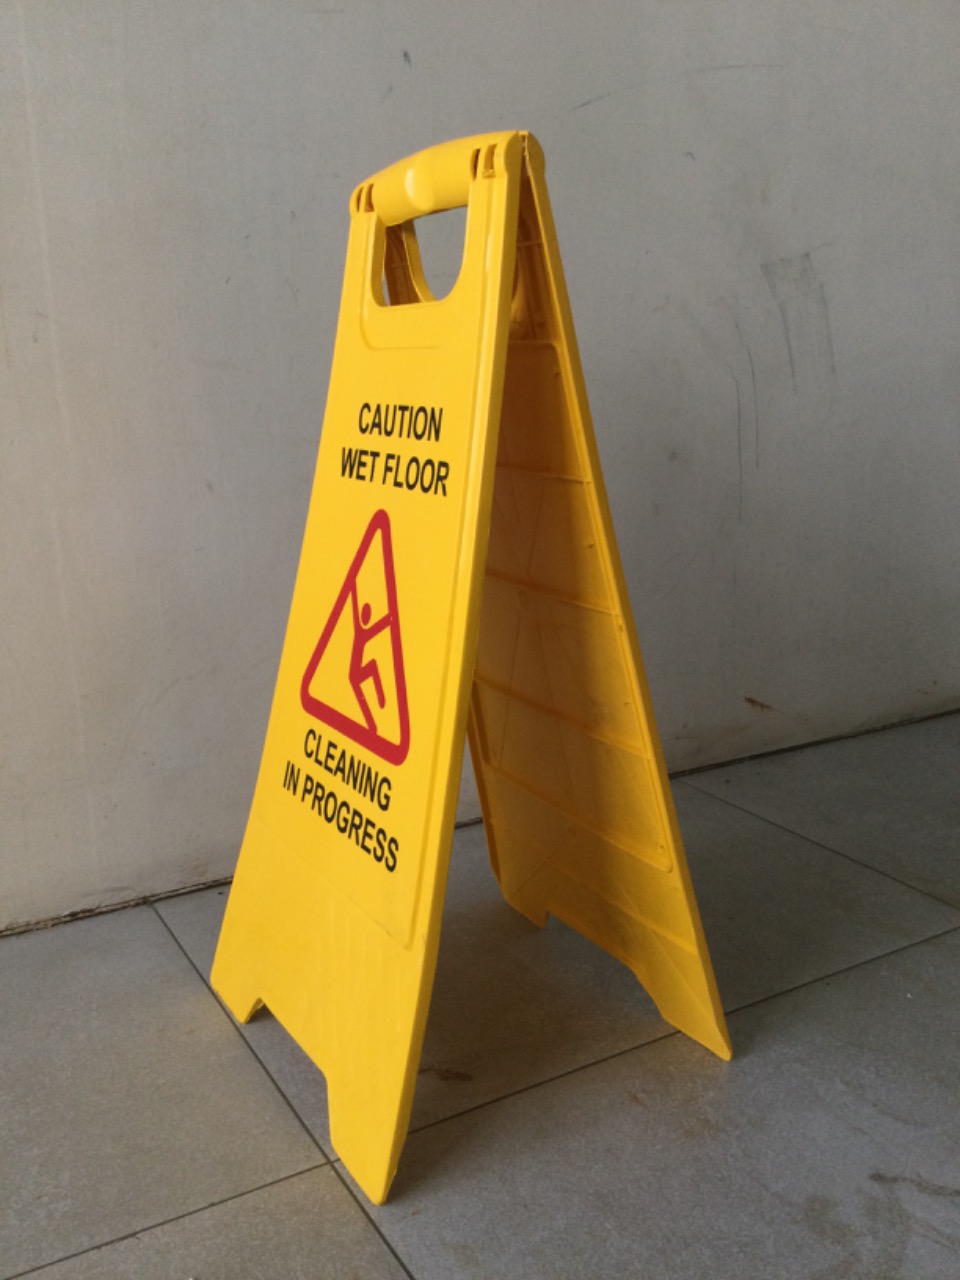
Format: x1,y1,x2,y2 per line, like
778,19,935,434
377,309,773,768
156,887,336,1153
159,824,674,1144
0,908,322,1279
414,822,674,1125
22,1169,409,1280
363,931,960,1280
158,775,960,1188
686,714,960,905
675,783,960,1010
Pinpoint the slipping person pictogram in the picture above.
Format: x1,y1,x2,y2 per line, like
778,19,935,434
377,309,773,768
350,591,389,731
301,509,410,765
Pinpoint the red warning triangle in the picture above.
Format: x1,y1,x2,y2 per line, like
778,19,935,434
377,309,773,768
301,509,410,765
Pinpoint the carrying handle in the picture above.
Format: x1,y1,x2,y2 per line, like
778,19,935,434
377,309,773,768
351,135,509,227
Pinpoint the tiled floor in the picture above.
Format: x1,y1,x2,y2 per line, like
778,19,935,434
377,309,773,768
3,713,959,1278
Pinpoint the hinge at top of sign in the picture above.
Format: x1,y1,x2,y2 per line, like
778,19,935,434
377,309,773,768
470,142,499,181
352,183,376,214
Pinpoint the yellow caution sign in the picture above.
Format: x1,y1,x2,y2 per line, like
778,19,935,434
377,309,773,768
212,132,730,1205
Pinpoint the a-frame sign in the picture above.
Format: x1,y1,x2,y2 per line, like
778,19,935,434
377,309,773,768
212,132,731,1205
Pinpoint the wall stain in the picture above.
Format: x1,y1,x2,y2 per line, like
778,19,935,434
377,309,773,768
762,252,837,398
571,89,618,112
731,370,744,521
732,314,760,467
744,696,774,712
693,63,782,75
0,283,11,368
871,1171,960,1200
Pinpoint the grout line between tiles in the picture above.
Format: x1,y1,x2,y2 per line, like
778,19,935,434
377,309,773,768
325,1165,418,1280
676,780,960,913
403,921,960,1137
151,882,960,1163
407,1028,684,1135
150,904,332,1162
149,904,418,1278
4,1167,329,1280
718,920,960,1018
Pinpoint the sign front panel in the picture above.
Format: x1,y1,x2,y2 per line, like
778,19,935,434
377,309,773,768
212,133,524,1203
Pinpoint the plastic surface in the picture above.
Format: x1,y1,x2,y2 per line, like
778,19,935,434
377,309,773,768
468,137,731,1063
212,132,730,1207
212,132,524,1204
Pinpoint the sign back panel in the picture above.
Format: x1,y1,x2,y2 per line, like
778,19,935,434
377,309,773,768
469,140,731,1063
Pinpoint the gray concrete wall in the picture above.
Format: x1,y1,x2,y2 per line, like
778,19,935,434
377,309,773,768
3,1,959,928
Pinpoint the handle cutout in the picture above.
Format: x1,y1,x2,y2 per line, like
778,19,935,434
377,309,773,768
409,206,468,301
381,206,468,307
